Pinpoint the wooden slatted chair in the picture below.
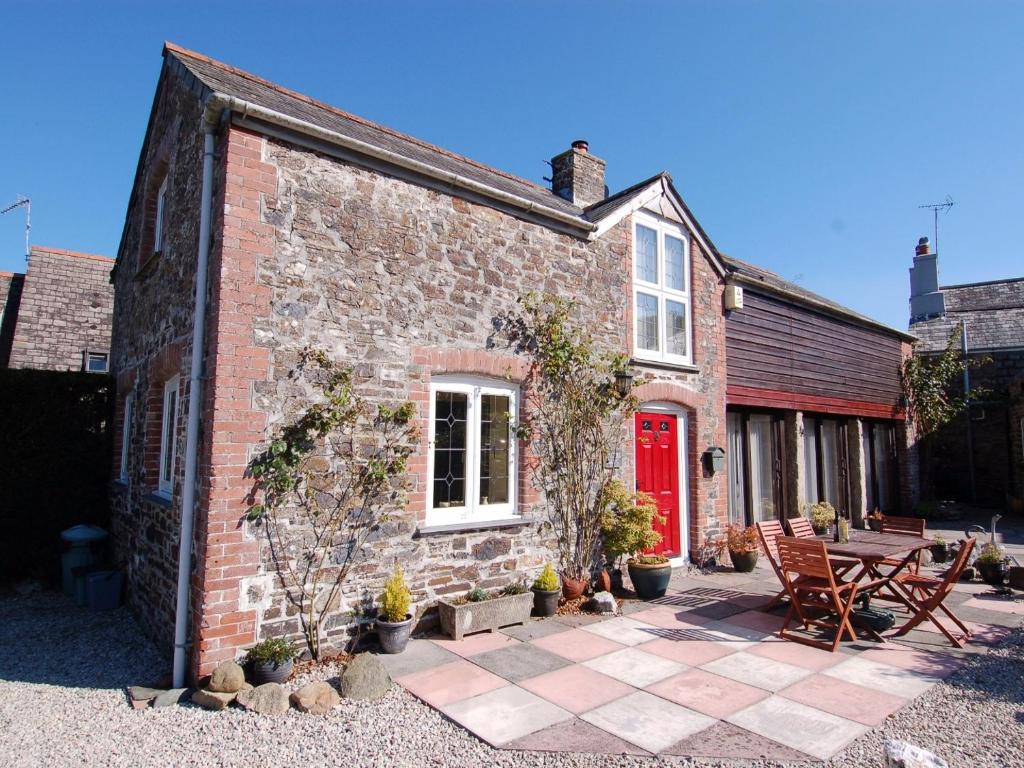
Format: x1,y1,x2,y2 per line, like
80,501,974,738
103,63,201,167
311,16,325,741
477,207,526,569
879,515,927,573
776,536,860,652
892,537,977,648
786,517,859,576
755,520,788,610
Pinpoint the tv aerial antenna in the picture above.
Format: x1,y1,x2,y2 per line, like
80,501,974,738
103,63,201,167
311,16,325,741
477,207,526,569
1,196,31,258
918,195,954,254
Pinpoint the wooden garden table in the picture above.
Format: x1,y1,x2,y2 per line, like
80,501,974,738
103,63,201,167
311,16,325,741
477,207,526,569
821,529,934,612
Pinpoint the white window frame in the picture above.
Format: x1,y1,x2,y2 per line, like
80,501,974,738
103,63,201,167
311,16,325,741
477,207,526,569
158,375,180,497
120,390,133,483
426,376,518,526
632,210,693,366
154,175,168,253
84,351,109,373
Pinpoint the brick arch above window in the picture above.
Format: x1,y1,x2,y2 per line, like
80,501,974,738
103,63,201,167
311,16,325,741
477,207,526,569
632,381,702,411
412,347,528,382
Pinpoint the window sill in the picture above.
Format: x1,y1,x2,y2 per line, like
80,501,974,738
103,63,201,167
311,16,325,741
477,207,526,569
415,517,533,537
111,479,129,489
631,357,700,374
144,491,173,508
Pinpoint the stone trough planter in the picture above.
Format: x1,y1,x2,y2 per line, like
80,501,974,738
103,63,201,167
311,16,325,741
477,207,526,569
438,592,534,641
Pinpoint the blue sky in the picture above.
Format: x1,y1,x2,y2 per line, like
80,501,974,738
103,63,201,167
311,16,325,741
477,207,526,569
1,1,1021,329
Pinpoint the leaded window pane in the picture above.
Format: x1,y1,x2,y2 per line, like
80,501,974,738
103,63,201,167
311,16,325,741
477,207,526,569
636,225,658,283
636,293,659,351
666,300,688,357
665,235,685,292
432,391,468,508
479,394,510,505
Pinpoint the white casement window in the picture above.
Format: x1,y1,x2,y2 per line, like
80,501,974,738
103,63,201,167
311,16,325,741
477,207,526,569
120,391,133,483
158,375,180,497
632,211,693,366
427,377,518,525
154,175,168,253
84,351,109,373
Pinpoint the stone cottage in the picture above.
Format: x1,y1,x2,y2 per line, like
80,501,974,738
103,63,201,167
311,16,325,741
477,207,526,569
110,43,914,682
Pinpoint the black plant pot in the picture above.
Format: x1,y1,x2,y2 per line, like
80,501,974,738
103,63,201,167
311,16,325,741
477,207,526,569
627,560,672,600
730,550,759,573
609,568,624,593
377,614,414,654
867,519,883,533
252,658,293,684
976,561,1007,587
930,544,949,564
532,588,560,617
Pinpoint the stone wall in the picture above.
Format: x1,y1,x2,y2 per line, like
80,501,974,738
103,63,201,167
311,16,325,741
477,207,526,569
7,247,114,371
0,271,25,367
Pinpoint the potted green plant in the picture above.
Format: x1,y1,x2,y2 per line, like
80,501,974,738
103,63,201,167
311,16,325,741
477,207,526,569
866,508,884,532
600,481,669,599
438,582,534,640
726,523,759,572
245,637,297,684
929,534,949,564
377,565,414,654
974,543,1007,587
810,501,836,535
531,563,561,617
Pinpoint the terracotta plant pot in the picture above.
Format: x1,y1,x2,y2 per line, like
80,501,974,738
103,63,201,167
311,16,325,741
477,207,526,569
531,587,560,617
627,559,672,600
251,658,293,685
729,549,758,573
867,518,883,532
376,614,414,654
561,573,588,600
593,568,612,593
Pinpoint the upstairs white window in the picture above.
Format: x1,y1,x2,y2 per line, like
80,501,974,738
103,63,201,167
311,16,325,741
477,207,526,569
158,375,180,497
632,212,692,366
120,391,133,482
153,175,168,253
428,378,517,525
84,351,109,373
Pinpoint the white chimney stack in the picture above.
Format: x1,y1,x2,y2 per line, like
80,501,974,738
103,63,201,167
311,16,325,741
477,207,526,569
909,236,946,322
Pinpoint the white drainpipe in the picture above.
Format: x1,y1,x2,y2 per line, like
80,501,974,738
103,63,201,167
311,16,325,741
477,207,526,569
172,119,218,688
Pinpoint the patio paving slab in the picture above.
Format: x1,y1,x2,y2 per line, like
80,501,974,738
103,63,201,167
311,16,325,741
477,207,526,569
502,717,652,755
859,646,965,678
637,637,735,667
583,646,686,688
500,619,572,642
646,668,770,719
703,619,779,642
744,637,848,671
720,609,791,634
396,660,508,708
701,650,813,692
581,690,717,754
441,685,573,746
822,656,937,698
553,612,604,627
779,673,908,726
429,630,519,657
519,663,635,714
629,604,712,630
470,642,570,683
579,615,659,646
961,594,1024,615
529,627,625,662
727,695,869,760
662,721,816,762
372,638,458,678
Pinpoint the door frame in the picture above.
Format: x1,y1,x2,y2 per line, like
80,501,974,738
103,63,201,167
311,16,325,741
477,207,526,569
634,401,689,567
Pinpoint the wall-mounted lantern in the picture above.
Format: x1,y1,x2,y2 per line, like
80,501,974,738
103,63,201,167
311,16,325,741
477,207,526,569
703,446,726,475
613,370,635,397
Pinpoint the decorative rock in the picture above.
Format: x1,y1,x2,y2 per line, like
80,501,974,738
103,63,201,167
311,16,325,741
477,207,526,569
961,566,976,582
884,738,949,768
591,591,617,614
190,689,237,711
236,683,290,715
152,688,189,708
340,653,392,701
290,681,341,714
127,685,162,703
208,661,245,693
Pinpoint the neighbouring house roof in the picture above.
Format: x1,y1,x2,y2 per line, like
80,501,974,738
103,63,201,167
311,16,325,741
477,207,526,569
722,253,916,342
910,276,1024,353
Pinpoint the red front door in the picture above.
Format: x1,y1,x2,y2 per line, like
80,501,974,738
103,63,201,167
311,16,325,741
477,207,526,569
634,412,681,557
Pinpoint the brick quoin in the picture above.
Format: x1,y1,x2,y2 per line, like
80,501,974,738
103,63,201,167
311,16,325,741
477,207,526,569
190,125,274,681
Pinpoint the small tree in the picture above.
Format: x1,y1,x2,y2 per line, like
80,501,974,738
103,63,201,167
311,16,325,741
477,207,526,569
599,480,663,566
246,348,417,659
496,293,637,583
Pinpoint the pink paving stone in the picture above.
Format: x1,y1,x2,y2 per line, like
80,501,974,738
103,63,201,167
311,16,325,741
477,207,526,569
913,619,1011,646
429,631,520,658
502,717,652,756
520,664,636,714
962,595,1024,615
395,660,508,708
637,637,736,667
744,638,847,671
859,646,964,678
780,673,909,726
630,605,712,629
720,610,790,634
530,628,625,662
647,668,769,719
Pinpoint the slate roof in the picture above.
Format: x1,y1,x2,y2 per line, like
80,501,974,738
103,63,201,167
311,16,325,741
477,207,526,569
164,44,583,219
721,253,915,341
910,277,1024,353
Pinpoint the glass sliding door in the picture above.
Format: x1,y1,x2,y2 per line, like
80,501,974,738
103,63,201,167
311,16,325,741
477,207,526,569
819,419,842,508
802,414,849,516
727,410,785,525
748,415,777,522
802,424,819,510
727,413,746,526
863,421,898,513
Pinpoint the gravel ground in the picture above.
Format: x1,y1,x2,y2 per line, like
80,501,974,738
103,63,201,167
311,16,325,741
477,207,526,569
1,587,1021,768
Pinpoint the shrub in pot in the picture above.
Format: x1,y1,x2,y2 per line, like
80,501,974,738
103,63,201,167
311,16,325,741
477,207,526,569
929,535,949,564
531,562,561,617
725,523,759,572
809,501,836,535
246,637,297,684
974,543,1007,587
627,555,672,599
377,565,414,654
599,482,670,599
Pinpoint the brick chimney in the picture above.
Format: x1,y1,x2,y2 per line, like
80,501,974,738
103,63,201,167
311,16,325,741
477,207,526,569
909,236,946,323
550,140,606,208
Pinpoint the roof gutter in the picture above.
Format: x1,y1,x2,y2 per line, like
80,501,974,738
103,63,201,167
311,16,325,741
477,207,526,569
206,93,597,235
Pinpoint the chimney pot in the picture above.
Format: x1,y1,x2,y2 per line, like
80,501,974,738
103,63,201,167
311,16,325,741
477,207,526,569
915,236,931,256
571,139,589,153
